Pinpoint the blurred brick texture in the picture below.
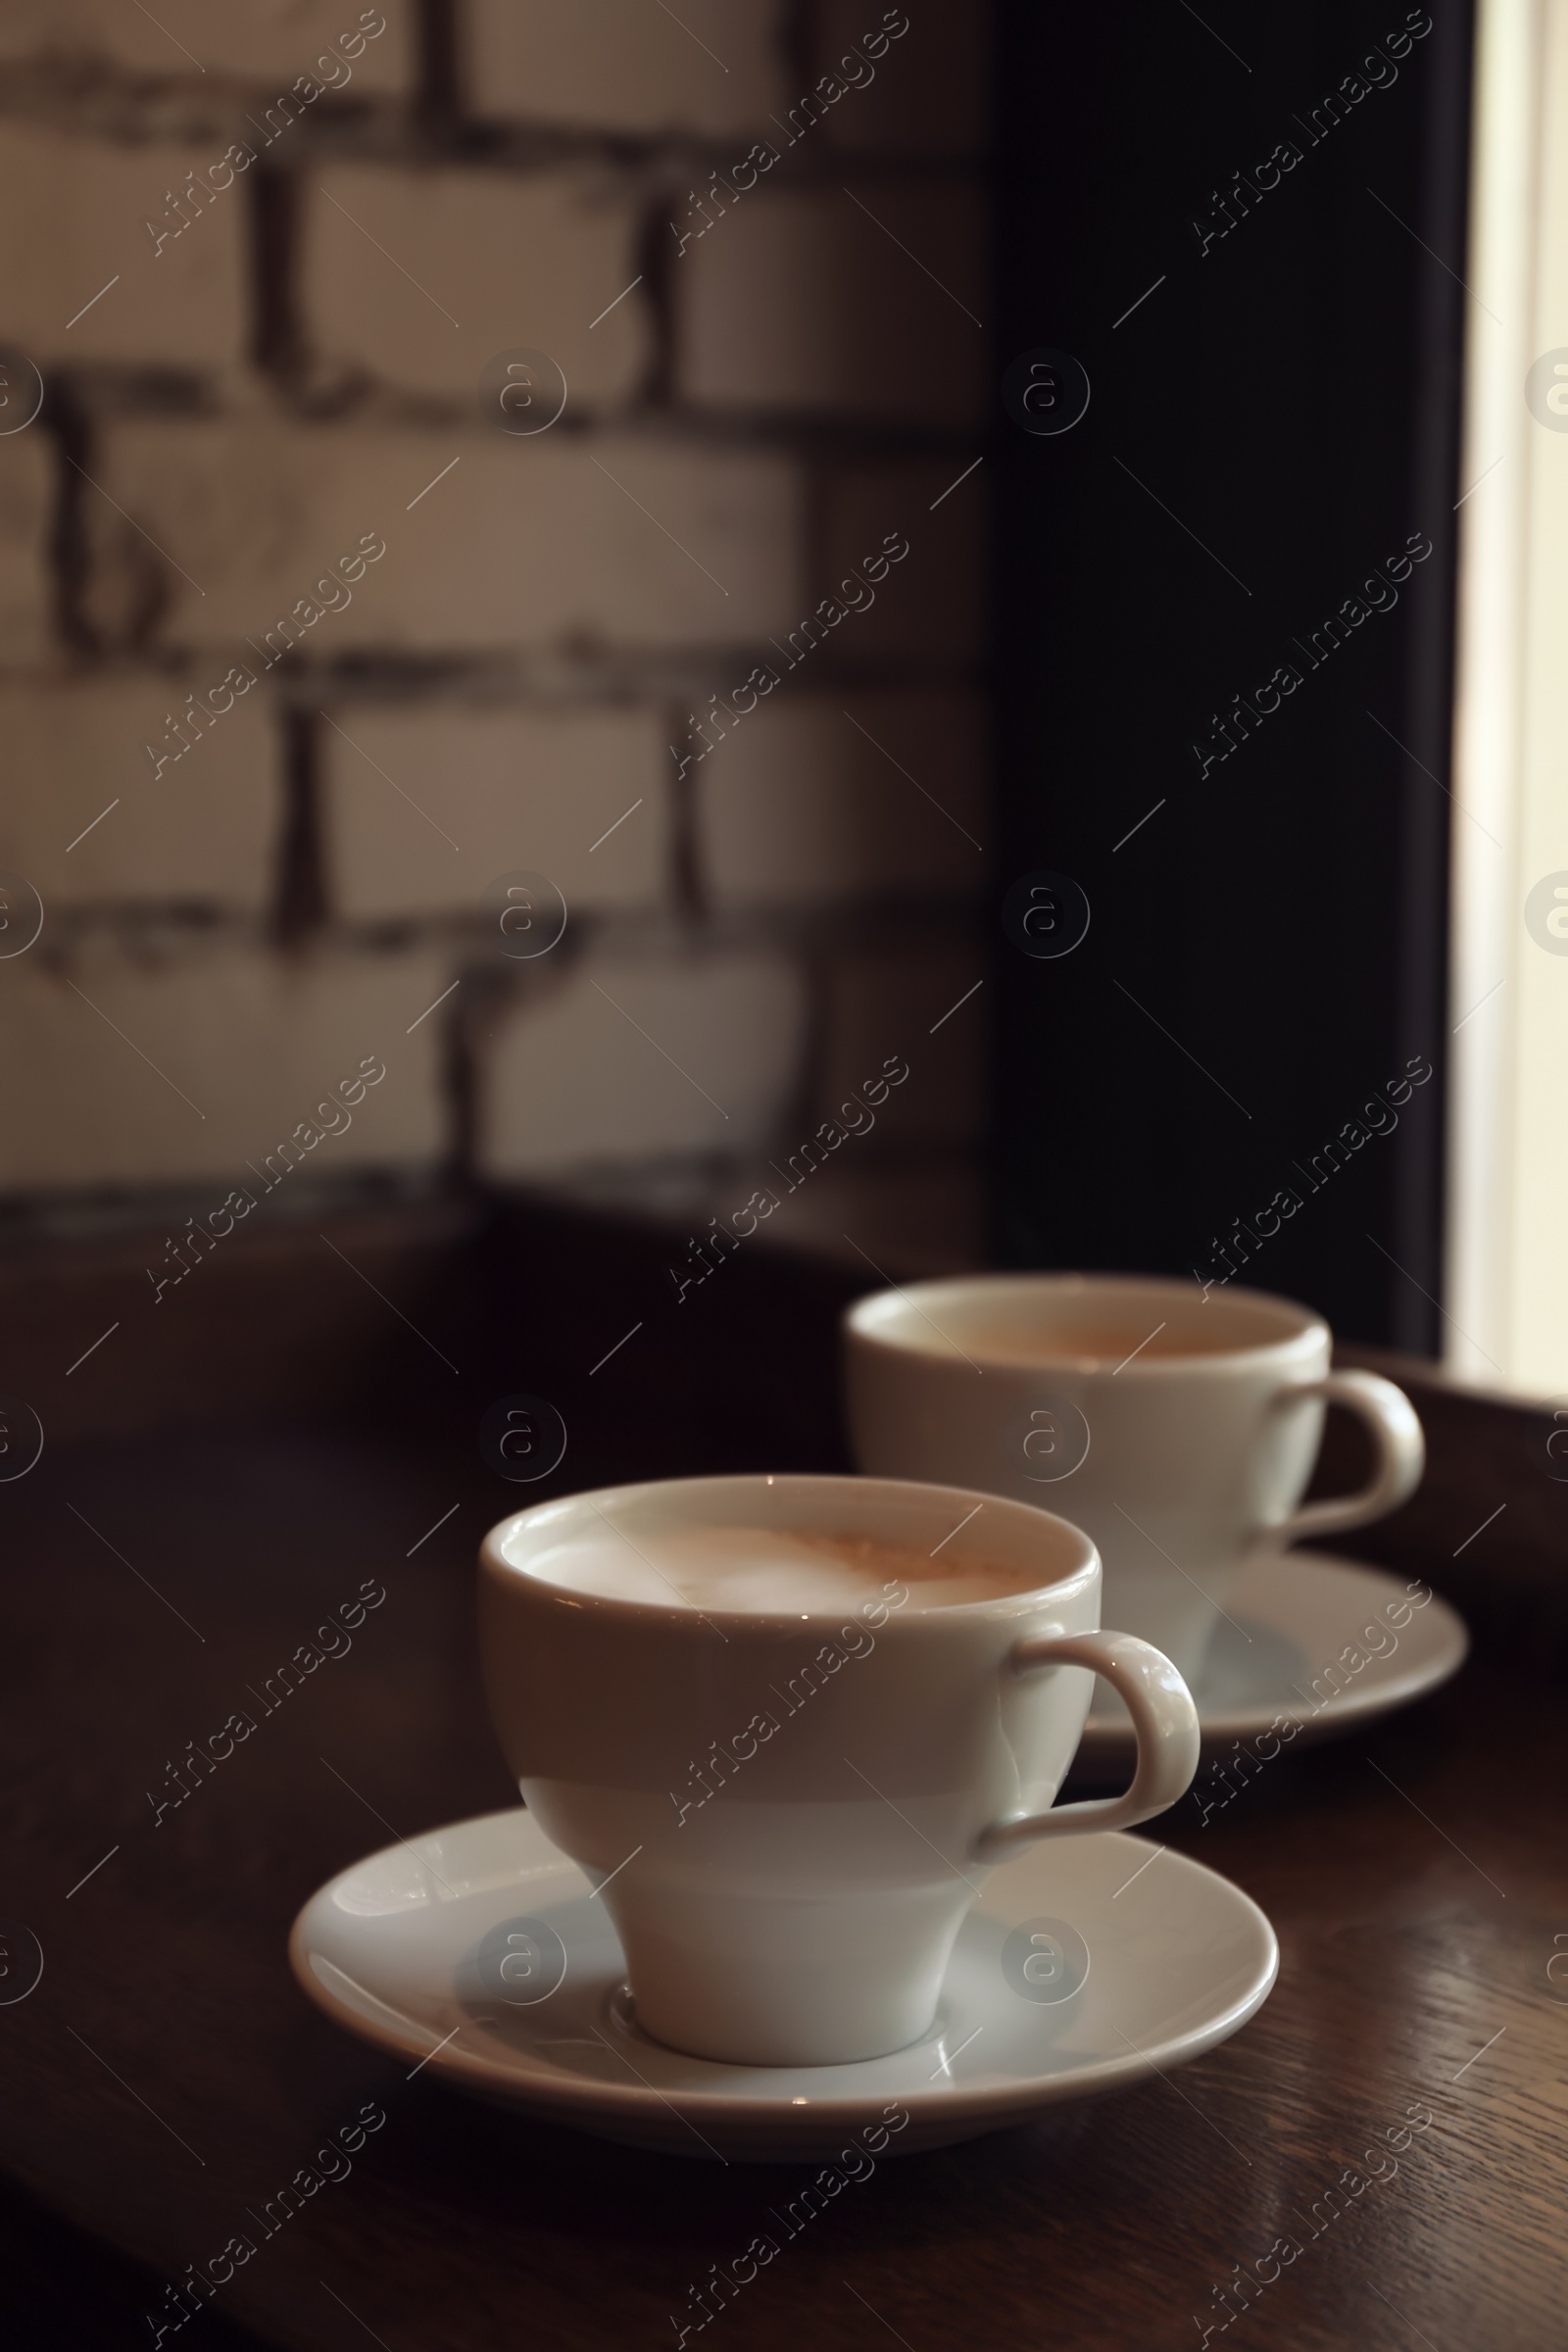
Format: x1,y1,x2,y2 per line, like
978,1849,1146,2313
0,0,987,1271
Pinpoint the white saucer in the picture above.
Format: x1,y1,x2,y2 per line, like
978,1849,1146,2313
1079,1549,1469,1771
289,1808,1278,2161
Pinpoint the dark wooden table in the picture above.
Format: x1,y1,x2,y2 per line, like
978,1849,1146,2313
2,1198,1565,2349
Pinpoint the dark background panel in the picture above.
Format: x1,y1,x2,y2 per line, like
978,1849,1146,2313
991,0,1472,1349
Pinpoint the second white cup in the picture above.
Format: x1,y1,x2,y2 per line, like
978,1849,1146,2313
843,1273,1425,1684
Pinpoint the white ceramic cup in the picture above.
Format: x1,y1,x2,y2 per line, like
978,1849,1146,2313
843,1273,1425,1687
479,1473,1199,2068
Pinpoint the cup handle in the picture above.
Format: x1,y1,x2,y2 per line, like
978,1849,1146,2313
972,1631,1200,1861
1269,1369,1425,1546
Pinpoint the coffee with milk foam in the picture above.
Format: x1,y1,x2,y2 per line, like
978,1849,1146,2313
526,1523,1031,1613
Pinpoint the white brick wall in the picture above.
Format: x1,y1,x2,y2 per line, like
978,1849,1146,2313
0,1,414,93
480,949,806,1177
91,422,805,653
701,691,984,905
0,945,445,1189
0,679,276,906
465,0,784,136
319,706,663,918
301,166,648,401
0,433,56,669
0,128,247,370
0,0,985,1272
677,185,986,422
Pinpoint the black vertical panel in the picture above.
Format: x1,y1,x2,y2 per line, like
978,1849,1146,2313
991,2,1473,1351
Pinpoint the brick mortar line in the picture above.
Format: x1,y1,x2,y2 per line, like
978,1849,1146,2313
0,77,986,180
38,385,986,459
416,0,461,130
24,903,984,955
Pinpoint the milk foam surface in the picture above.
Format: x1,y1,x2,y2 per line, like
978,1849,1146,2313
527,1523,1029,1612
957,1320,1205,1365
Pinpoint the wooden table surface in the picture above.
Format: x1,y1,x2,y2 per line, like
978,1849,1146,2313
2,1200,1564,2350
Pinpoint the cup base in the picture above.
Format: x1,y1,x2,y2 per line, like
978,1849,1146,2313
604,1879,972,2069
614,1982,936,2070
